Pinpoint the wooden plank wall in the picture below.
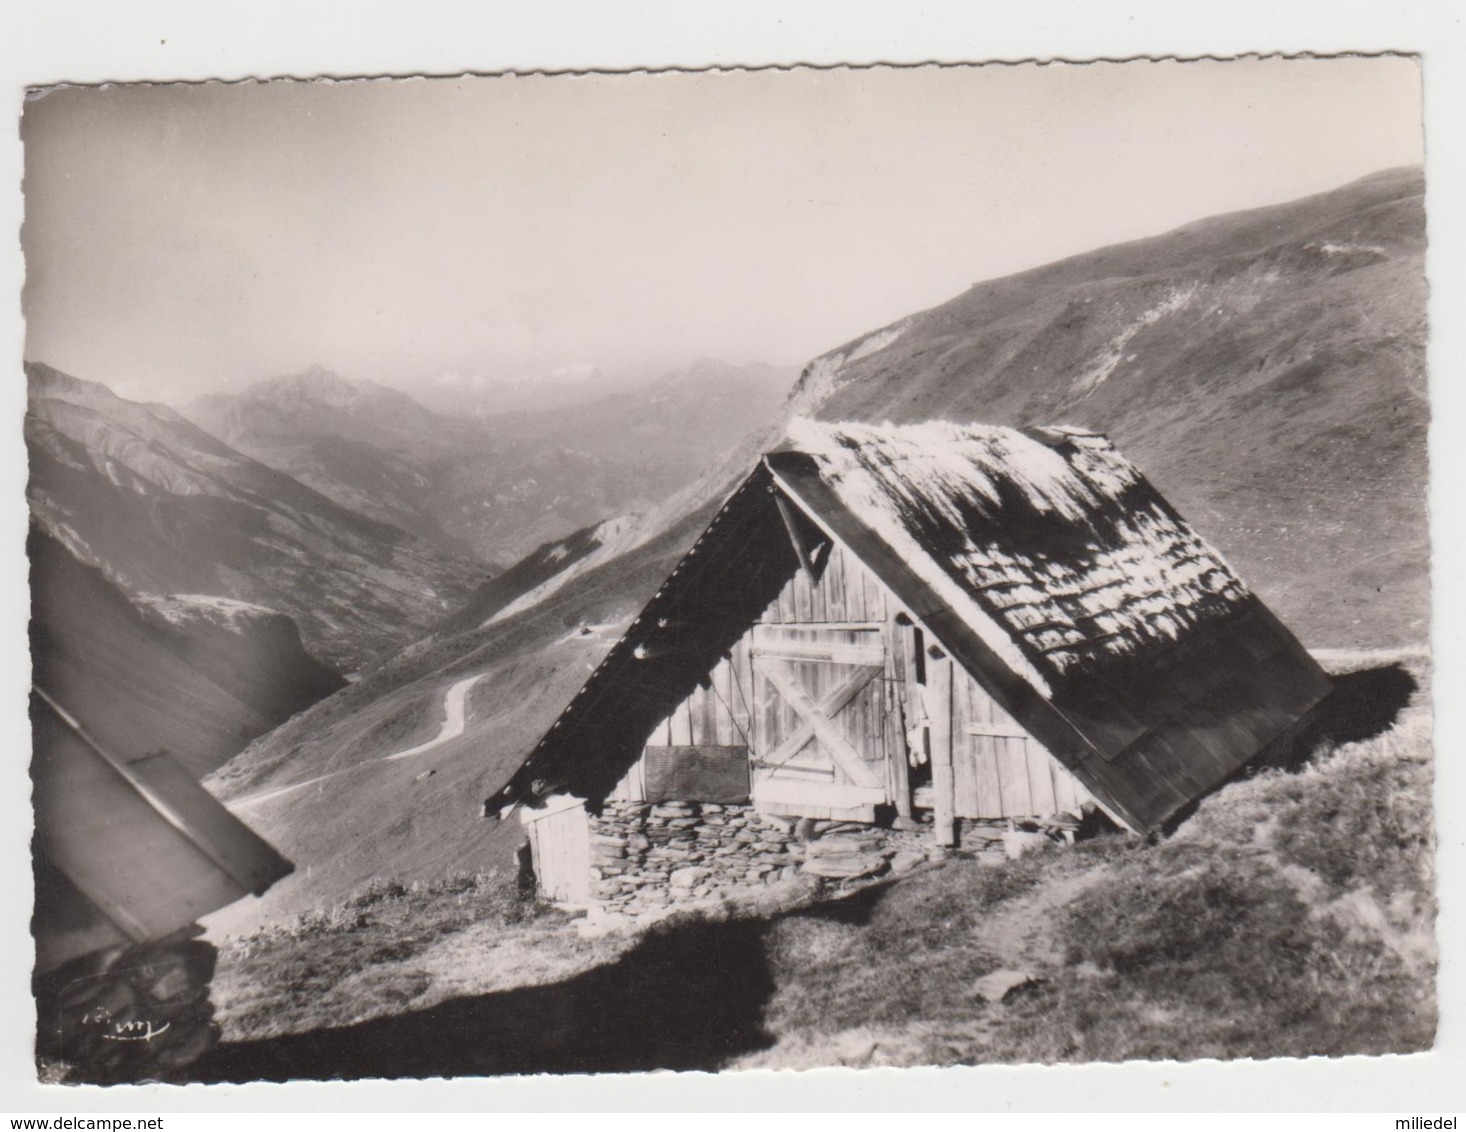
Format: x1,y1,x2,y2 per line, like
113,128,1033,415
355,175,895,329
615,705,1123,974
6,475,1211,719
759,540,888,627
525,804,591,903
950,667,1090,819
749,542,891,804
750,629,886,778
612,541,890,801
608,640,755,801
608,536,1089,823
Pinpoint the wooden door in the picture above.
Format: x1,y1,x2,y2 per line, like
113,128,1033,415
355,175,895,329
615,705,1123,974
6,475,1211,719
523,798,592,903
748,625,889,820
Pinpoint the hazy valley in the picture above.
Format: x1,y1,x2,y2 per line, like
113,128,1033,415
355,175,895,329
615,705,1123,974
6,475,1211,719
187,357,795,564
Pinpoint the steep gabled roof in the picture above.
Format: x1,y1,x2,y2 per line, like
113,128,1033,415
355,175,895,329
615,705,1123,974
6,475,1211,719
488,420,1331,834
776,419,1250,692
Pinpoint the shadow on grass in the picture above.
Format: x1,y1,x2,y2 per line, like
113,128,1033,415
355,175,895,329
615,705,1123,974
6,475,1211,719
189,911,779,1081
1254,661,1418,774
791,878,893,927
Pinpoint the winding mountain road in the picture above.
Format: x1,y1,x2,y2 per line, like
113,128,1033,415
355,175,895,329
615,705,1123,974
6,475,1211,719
228,673,485,812
384,674,483,761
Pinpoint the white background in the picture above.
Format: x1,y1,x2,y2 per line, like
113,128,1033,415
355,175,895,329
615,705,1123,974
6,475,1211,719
1,0,1462,1114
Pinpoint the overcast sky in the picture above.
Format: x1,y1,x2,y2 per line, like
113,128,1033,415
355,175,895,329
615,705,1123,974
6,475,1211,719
21,56,1423,404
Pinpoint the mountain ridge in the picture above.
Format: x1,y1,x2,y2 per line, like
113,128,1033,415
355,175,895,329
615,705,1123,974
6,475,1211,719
797,165,1428,646
200,166,1427,932
27,362,486,673
187,358,796,563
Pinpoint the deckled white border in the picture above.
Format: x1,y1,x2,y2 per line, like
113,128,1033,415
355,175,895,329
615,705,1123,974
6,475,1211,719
1,1,1461,1115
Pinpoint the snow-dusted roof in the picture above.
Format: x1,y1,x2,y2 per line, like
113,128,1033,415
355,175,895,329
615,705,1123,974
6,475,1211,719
489,417,1327,835
780,418,1250,690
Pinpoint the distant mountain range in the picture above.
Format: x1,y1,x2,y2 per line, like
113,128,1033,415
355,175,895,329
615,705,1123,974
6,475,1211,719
26,362,485,674
413,362,620,418
25,354,795,782
186,358,796,563
186,366,483,554
201,167,1429,933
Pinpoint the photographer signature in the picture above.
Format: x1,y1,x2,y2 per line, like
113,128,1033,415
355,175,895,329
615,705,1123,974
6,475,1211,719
81,1007,171,1043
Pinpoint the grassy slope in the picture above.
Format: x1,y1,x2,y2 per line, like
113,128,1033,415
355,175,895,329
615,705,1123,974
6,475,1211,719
190,649,1432,1078
811,166,1428,648
202,500,723,933
205,167,1429,935
436,520,609,637
740,656,1434,1068
204,877,574,1047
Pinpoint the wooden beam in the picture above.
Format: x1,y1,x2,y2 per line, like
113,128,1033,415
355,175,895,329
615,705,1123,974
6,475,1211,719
749,641,885,666
773,490,818,578
928,652,957,846
749,760,834,778
886,612,913,818
518,792,589,822
753,777,886,810
898,620,928,767
753,657,884,790
886,706,913,818
758,620,884,632
964,723,1032,739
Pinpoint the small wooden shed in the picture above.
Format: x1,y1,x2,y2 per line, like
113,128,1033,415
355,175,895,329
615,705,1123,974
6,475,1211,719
487,420,1330,905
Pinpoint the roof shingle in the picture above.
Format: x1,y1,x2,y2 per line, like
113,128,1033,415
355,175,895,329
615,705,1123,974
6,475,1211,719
784,418,1249,688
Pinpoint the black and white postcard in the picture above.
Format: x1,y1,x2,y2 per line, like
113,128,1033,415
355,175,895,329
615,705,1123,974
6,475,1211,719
10,38,1449,1108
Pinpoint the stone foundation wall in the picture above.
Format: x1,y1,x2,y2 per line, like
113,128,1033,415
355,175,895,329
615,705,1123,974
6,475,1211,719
589,801,803,917
587,800,946,918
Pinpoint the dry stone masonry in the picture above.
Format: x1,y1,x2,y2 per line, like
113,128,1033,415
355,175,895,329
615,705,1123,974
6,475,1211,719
588,800,966,918
583,802,1086,920
589,801,802,917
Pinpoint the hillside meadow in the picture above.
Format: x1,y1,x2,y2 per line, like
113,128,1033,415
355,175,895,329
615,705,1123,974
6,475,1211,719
183,649,1433,1080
